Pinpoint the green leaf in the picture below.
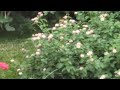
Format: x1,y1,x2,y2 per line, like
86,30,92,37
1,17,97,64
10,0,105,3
0,16,12,23
56,63,64,69
5,24,15,31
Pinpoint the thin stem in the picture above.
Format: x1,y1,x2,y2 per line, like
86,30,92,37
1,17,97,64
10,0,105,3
43,69,58,79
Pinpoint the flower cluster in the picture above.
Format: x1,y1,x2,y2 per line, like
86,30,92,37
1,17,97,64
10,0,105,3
31,12,44,23
52,15,69,30
31,33,47,41
86,29,94,35
31,33,54,41
75,42,82,48
72,29,81,34
99,13,108,21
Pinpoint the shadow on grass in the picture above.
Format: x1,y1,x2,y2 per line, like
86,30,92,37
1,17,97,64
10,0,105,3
0,31,32,41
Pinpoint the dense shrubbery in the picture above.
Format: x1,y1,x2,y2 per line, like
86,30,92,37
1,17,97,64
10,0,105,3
17,11,120,79
2,11,120,79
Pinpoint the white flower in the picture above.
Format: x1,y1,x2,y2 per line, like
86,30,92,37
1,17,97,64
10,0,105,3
63,20,67,24
60,36,64,40
99,14,108,21
26,55,29,58
86,30,94,35
60,23,64,27
52,27,56,30
43,68,46,71
72,30,76,34
100,17,105,21
80,54,85,58
17,69,21,72
10,59,14,62
69,19,76,23
19,72,23,75
40,13,43,17
115,70,120,76
21,48,26,52
31,37,37,41
38,12,43,17
74,12,78,14
62,25,67,28
63,15,68,19
104,52,109,56
87,51,93,56
75,42,82,48
79,67,84,70
31,17,38,21
36,37,40,40
100,14,108,18
35,34,38,36
41,34,46,39
32,37,40,41
36,51,40,55
38,12,42,15
37,33,42,37
104,14,108,17
117,71,120,76
86,31,91,35
112,48,117,53
99,75,106,79
83,25,88,28
55,24,59,27
48,34,53,40
76,30,80,34
89,30,94,33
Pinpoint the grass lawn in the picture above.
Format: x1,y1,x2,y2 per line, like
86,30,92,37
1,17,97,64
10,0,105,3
0,32,35,79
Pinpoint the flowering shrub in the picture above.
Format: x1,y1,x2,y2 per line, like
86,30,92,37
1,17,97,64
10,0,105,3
21,11,120,79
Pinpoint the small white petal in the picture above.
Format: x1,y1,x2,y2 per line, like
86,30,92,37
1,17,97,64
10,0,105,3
99,75,106,79
17,69,21,72
19,72,23,75
112,48,117,53
10,59,14,62
80,54,85,58
104,52,109,56
79,67,84,70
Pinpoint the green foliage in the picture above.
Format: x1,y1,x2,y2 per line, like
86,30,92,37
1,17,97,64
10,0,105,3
0,11,15,31
18,11,120,79
11,13,35,36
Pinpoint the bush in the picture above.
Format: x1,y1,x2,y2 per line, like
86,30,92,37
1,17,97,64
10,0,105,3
20,11,120,79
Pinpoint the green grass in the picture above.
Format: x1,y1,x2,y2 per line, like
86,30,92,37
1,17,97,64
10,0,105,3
0,32,35,79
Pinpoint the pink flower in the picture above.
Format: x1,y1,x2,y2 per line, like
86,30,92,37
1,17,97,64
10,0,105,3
0,62,9,70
